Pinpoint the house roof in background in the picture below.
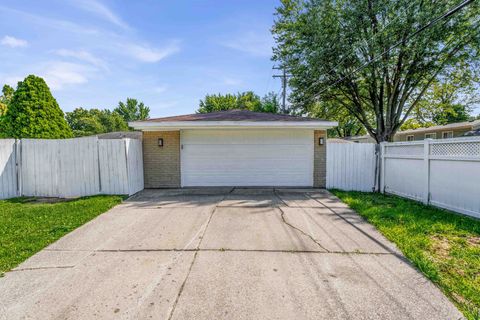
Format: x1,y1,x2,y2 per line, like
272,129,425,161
397,120,480,135
136,109,325,122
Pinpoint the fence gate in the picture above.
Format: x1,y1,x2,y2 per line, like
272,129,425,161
327,142,377,192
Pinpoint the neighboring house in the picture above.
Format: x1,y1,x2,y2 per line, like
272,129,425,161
346,119,480,143
129,109,337,188
395,120,480,141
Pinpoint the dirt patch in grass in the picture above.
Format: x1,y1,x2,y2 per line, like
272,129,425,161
430,235,451,259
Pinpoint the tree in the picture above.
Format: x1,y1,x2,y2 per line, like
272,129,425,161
0,84,14,116
114,98,150,122
66,108,129,137
260,92,280,113
272,0,479,142
309,100,366,137
409,64,479,125
0,75,73,139
197,91,280,114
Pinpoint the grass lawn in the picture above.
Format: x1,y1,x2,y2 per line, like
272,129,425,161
0,195,124,275
331,190,480,320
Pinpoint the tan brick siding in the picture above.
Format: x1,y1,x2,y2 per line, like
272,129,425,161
314,130,327,188
143,131,180,188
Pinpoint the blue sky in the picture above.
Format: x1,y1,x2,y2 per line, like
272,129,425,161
0,0,280,117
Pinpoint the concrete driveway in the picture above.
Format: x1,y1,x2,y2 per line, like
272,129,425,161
0,188,462,320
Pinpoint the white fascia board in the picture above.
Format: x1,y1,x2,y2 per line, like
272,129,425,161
128,120,338,131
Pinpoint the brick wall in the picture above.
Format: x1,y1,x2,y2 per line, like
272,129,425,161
313,130,327,188
142,131,180,188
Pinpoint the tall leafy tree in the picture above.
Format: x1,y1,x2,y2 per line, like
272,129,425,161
197,91,280,114
114,98,150,122
1,75,72,139
272,0,479,142
198,93,238,113
260,92,281,113
66,108,129,137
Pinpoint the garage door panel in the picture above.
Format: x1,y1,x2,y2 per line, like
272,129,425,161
181,129,309,145
181,129,313,187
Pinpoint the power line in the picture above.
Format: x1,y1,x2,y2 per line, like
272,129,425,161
312,0,476,99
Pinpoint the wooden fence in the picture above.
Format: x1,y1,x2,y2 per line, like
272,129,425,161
0,137,143,199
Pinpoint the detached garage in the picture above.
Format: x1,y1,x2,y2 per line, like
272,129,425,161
129,110,337,188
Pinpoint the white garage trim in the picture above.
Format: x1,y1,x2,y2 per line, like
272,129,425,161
129,120,336,131
180,129,314,187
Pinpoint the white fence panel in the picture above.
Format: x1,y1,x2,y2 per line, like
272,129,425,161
382,142,424,201
98,139,129,195
0,136,144,199
21,137,99,197
327,142,376,192
125,139,144,195
0,139,18,199
382,138,480,218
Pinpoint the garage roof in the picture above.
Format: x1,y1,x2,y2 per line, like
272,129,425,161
129,109,337,130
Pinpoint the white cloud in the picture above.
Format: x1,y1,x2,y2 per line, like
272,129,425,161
1,35,28,48
40,62,94,90
71,0,129,30
153,85,168,93
222,77,242,86
123,41,180,63
0,6,99,35
54,49,107,69
222,31,273,57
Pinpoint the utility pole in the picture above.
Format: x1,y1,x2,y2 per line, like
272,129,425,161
272,66,290,113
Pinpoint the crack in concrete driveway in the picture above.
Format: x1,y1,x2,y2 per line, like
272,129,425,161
0,188,464,320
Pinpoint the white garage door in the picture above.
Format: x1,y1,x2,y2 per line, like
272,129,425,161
180,129,314,187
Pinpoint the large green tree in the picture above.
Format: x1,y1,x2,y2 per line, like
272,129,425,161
66,108,129,137
272,0,479,142
1,75,73,139
114,98,150,122
197,91,280,114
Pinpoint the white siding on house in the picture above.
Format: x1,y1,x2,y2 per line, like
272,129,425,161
180,129,314,187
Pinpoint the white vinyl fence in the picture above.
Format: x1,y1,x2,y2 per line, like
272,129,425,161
327,142,377,192
0,137,143,199
381,138,480,218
